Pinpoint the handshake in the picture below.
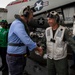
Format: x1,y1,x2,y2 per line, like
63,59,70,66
34,46,43,56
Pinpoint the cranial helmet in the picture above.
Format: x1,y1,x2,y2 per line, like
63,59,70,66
19,6,33,18
1,20,8,25
1,20,7,22
47,11,60,23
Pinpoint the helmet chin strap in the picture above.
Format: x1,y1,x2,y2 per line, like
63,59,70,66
27,20,29,25
23,15,29,23
27,17,29,24
25,17,29,25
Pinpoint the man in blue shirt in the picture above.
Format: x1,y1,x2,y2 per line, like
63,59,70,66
6,6,43,75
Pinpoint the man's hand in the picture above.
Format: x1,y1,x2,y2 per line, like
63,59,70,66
35,46,43,56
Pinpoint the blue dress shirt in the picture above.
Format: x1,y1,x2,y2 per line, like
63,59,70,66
7,19,37,54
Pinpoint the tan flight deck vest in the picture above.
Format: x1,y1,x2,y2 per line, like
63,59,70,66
45,26,67,60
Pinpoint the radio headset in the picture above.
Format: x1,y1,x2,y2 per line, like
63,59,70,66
23,6,31,18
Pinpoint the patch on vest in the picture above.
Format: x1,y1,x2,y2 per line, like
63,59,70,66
47,30,50,36
56,29,63,37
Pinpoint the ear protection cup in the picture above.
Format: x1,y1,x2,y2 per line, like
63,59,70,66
23,11,29,18
55,14,59,23
23,6,31,18
47,11,60,23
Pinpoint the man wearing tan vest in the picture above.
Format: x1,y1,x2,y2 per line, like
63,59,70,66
45,11,68,75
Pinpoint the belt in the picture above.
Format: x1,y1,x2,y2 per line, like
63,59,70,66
7,53,27,57
8,43,25,46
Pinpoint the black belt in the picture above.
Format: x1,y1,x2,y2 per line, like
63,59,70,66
7,53,27,57
8,43,25,46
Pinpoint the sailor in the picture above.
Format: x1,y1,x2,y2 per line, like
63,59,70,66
67,14,75,70
0,20,8,73
45,11,68,75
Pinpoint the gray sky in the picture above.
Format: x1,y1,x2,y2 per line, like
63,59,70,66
0,0,15,8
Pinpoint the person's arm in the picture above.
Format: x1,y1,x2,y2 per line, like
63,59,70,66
65,29,75,44
14,21,43,55
65,28,75,52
